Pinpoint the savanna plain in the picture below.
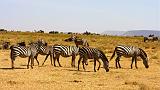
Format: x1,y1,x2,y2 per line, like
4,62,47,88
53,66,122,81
0,32,160,90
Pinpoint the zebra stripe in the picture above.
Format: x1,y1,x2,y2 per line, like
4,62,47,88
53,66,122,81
53,45,79,67
110,45,149,69
37,45,54,66
78,47,109,72
10,40,46,69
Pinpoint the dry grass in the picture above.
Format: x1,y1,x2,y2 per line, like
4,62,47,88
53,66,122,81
0,32,160,90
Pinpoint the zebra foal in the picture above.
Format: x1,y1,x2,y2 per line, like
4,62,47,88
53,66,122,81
78,47,109,72
110,45,149,69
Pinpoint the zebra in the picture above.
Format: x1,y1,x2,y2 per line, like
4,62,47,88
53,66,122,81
64,35,89,47
53,45,79,67
37,45,54,66
144,36,158,42
10,40,46,69
2,41,10,49
78,47,109,72
110,45,149,69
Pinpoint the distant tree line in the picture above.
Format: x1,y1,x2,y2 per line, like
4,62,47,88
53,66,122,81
49,31,59,34
34,30,44,33
0,29,7,32
0,29,100,35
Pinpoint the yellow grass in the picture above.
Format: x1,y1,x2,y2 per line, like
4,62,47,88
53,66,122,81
0,32,160,90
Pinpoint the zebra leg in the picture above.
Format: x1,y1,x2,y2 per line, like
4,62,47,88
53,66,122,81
97,59,101,71
27,57,31,69
31,57,34,69
57,55,62,67
117,60,121,68
116,56,121,68
34,55,39,66
42,54,49,66
115,57,119,68
50,54,53,66
82,58,87,71
135,56,138,69
131,57,135,69
11,60,14,69
53,57,57,67
94,59,97,72
33,56,36,66
71,54,76,67
53,54,57,67
78,57,82,71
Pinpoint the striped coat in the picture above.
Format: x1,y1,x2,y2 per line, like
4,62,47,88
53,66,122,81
78,47,109,72
10,41,46,69
53,45,79,67
110,45,149,69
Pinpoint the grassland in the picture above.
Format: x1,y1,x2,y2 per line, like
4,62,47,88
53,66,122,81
0,32,160,90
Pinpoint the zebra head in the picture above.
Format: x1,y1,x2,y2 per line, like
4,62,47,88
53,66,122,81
99,50,109,72
139,48,149,68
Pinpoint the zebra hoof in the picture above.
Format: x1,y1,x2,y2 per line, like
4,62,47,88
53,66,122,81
27,66,29,69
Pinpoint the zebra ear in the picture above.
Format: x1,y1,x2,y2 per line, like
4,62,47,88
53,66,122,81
45,43,48,46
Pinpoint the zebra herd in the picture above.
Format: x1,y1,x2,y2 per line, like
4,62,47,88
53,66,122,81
9,36,149,72
144,34,159,42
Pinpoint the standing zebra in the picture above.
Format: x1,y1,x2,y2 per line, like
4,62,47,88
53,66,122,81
78,47,109,72
10,40,46,69
64,35,89,47
53,45,79,67
37,45,54,66
110,45,149,69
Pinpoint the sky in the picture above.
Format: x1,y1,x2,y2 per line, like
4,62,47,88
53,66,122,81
0,0,159,33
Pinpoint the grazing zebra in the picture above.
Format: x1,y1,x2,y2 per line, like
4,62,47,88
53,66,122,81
64,35,89,47
78,47,109,72
110,45,149,69
53,45,79,67
10,40,46,69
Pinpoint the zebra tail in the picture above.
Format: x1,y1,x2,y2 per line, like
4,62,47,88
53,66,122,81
110,48,116,61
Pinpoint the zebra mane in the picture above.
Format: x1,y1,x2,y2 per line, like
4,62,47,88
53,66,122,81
139,48,147,57
10,45,15,50
98,50,108,61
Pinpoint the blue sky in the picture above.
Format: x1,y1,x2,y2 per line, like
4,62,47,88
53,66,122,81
0,0,159,33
